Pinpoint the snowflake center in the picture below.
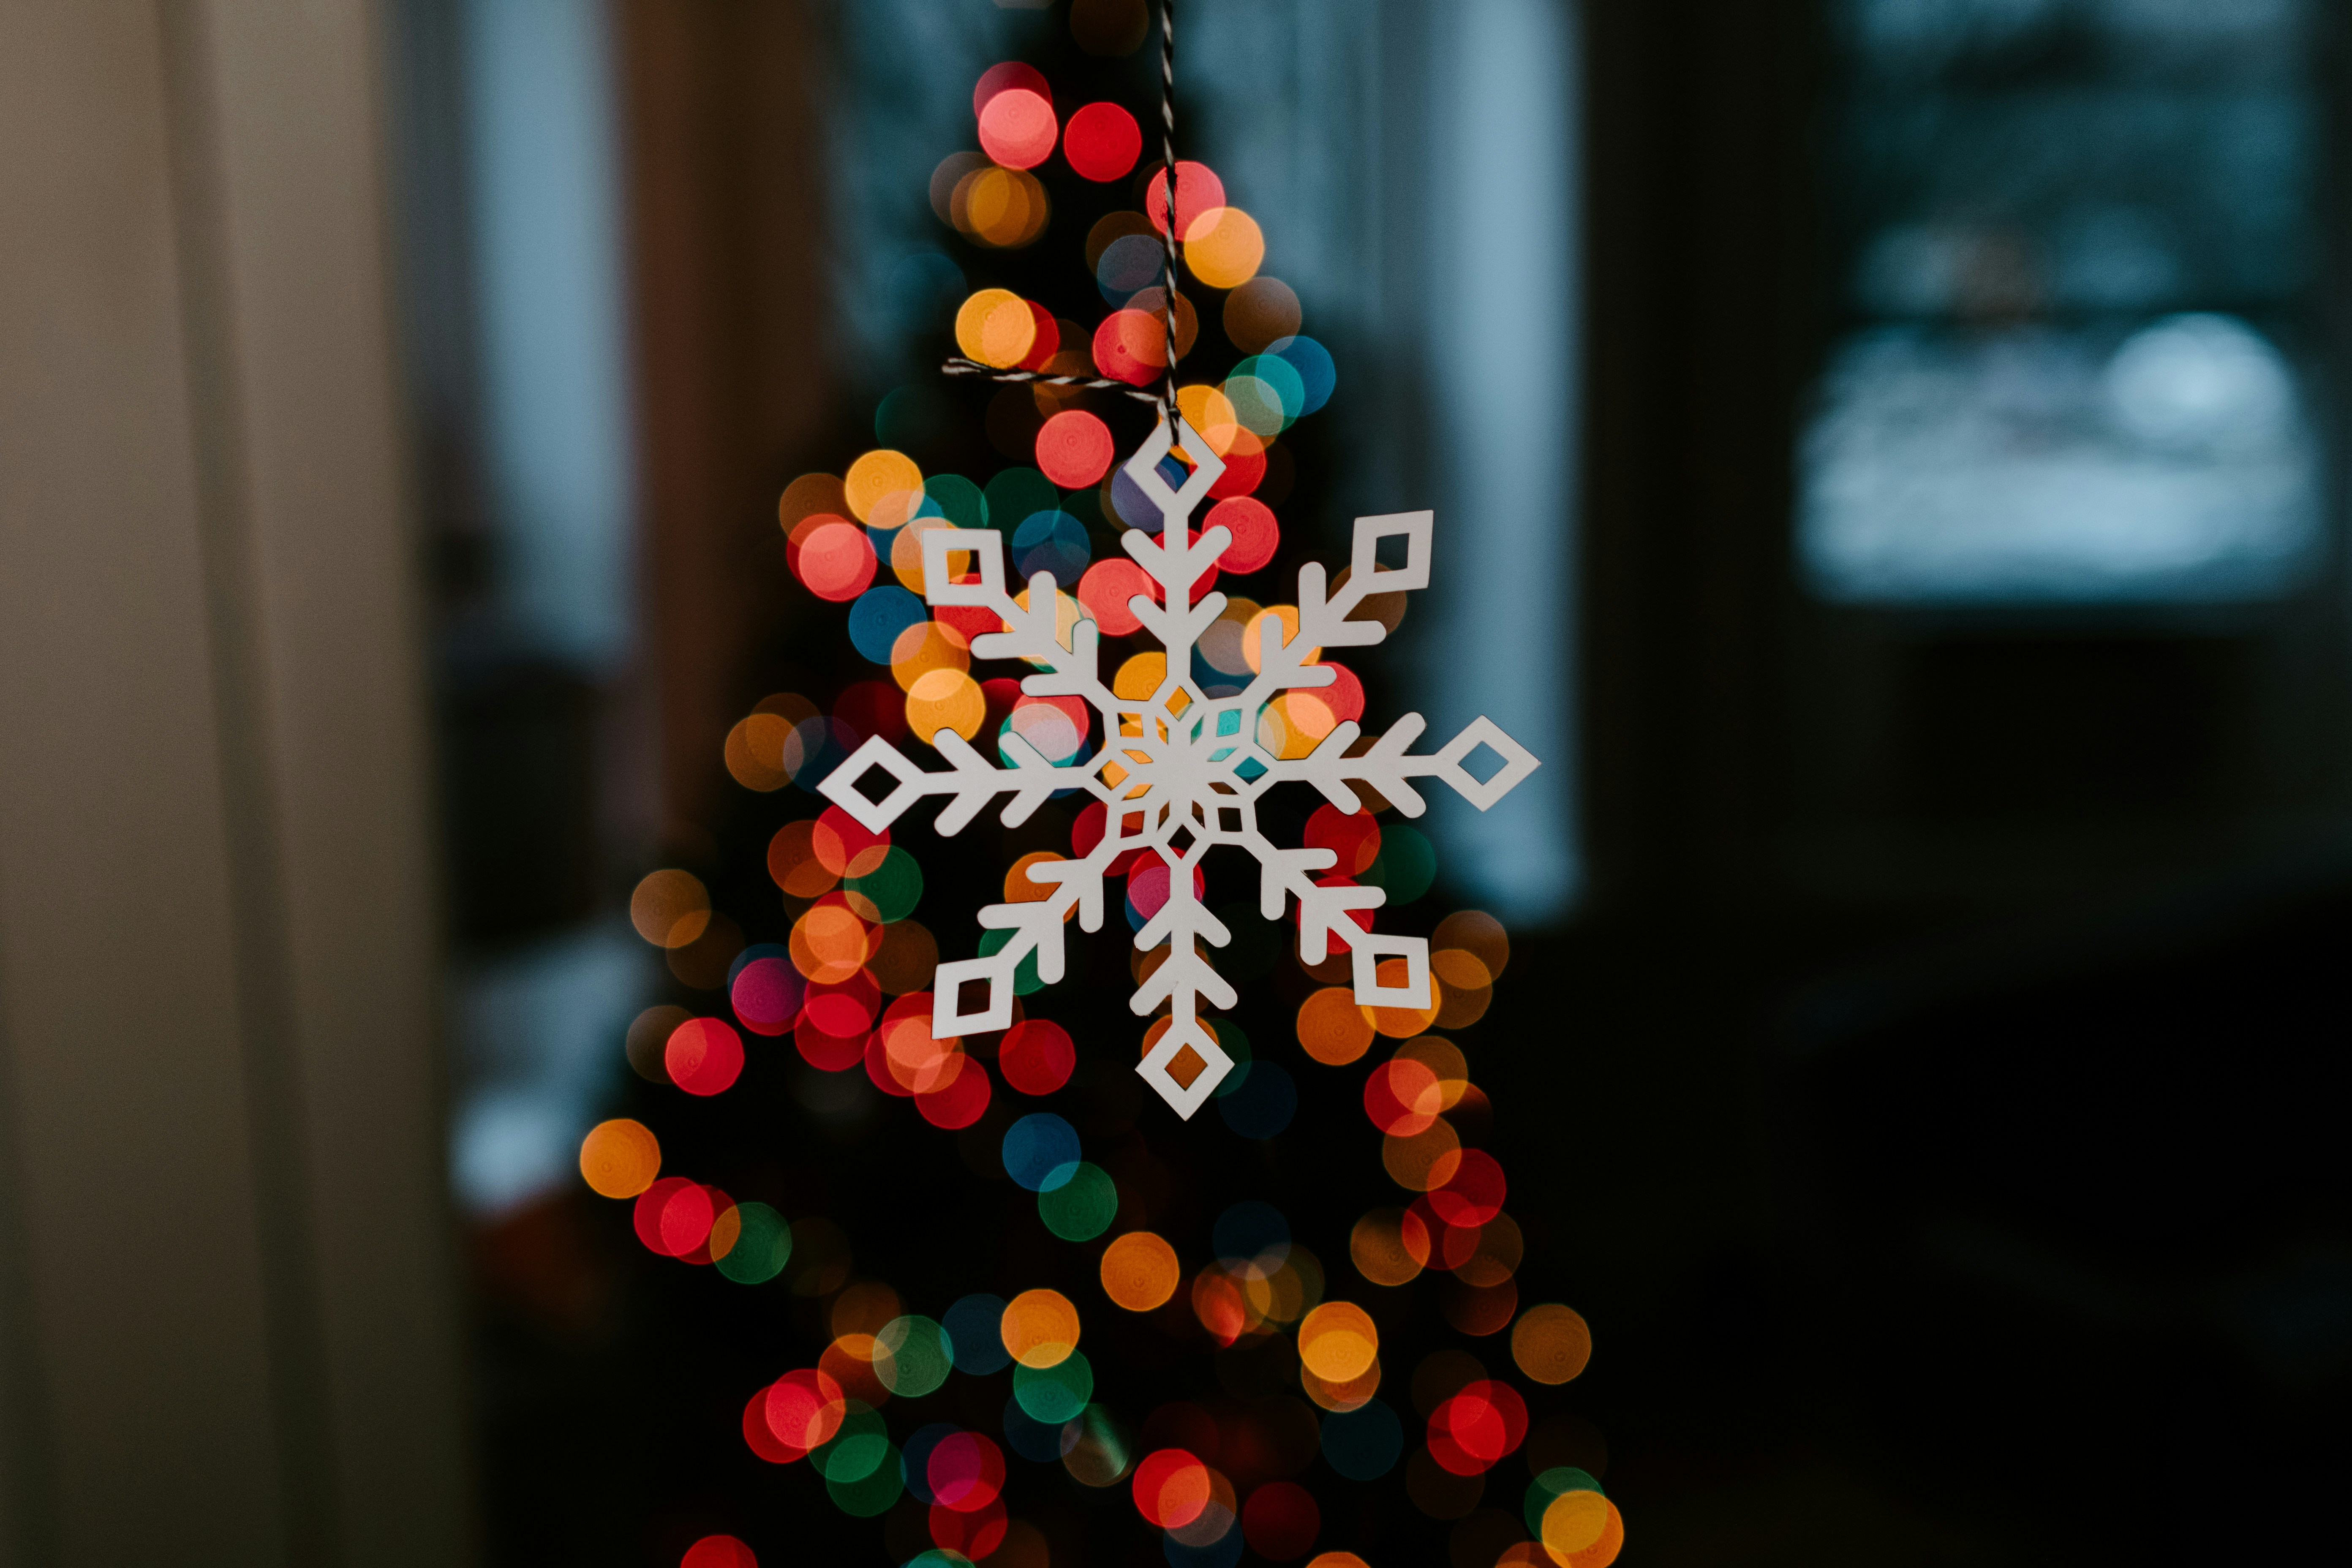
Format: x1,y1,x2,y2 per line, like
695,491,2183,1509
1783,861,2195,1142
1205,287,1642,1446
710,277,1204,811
1096,688,1263,859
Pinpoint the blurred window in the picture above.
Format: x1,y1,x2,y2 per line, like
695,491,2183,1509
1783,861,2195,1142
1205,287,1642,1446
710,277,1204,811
1800,0,2325,604
1191,0,1583,921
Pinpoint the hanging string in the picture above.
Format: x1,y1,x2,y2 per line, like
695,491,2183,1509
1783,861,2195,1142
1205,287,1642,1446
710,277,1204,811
942,356,1163,405
940,0,1183,419
1155,0,1179,418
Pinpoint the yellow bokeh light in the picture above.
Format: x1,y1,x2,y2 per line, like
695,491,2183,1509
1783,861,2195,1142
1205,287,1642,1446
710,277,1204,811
1296,1301,1379,1383
1113,651,1168,700
1296,985,1375,1065
889,619,972,691
1004,850,1075,916
844,449,923,522
723,712,794,792
629,868,710,949
904,667,985,744
1001,1288,1082,1368
953,165,1051,248
1100,1231,1181,1312
1300,1355,1380,1413
1350,1208,1424,1287
1544,1490,1612,1555
955,287,1040,368
1174,383,1239,444
1511,1302,1593,1385
1183,206,1266,289
1383,1119,1462,1192
1430,909,1510,988
577,1118,659,1198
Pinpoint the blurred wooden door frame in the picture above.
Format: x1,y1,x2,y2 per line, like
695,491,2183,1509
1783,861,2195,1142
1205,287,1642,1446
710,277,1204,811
618,0,835,840
0,3,469,1562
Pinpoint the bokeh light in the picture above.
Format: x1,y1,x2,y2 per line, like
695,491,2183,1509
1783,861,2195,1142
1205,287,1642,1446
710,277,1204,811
1296,1302,1378,1383
874,1315,954,1397
1063,101,1141,180
1000,1288,1081,1368
1511,1304,1592,1386
1034,409,1115,487
997,1018,1075,1094
664,1016,744,1096
951,164,1052,249
577,1118,659,1198
956,288,1041,368
629,868,710,949
977,89,1057,170
1132,1447,1211,1528
681,1535,757,1568
1012,1350,1093,1424
1296,986,1374,1065
972,62,1050,117
1100,1231,1182,1311
1146,160,1225,237
844,449,923,522
716,1202,791,1284
1038,1162,1117,1241
1183,207,1266,289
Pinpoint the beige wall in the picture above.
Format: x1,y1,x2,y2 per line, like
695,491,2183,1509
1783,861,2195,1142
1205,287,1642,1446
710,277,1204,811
0,3,468,1562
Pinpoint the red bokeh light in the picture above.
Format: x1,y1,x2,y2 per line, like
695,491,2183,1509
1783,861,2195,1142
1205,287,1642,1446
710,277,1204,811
1430,1149,1508,1227
915,1056,992,1128
681,1535,757,1568
1076,558,1154,635
1064,102,1142,181
1036,410,1116,487
1206,496,1278,572
730,955,803,1037
928,1499,1008,1560
1018,302,1060,370
978,89,1057,169
666,1017,745,1096
1132,1447,1212,1528
1206,440,1266,498
999,1018,1076,1095
763,1367,847,1456
972,62,1051,117
1146,160,1226,237
928,1430,1008,1511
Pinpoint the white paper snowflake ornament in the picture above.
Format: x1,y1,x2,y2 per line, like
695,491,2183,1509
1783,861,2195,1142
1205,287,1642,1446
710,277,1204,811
819,414,1540,1117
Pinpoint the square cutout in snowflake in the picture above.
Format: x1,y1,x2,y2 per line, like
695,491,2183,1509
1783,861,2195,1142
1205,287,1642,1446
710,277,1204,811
820,416,1539,1117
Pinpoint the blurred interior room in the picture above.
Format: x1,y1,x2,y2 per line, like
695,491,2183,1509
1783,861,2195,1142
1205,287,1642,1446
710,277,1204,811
1,0,2345,1563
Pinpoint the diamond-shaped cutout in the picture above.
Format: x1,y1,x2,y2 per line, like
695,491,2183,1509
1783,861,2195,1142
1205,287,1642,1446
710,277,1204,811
1121,415,1225,528
1138,1014,1232,1118
1350,933,1432,1009
931,956,1014,1037
920,527,1005,605
1432,716,1541,812
1348,510,1433,595
817,736,928,831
